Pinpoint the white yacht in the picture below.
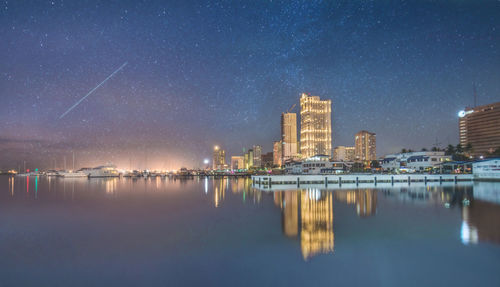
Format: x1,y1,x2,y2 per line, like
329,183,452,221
88,165,120,178
59,170,89,178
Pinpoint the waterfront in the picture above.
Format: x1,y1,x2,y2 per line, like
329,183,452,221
1,176,500,286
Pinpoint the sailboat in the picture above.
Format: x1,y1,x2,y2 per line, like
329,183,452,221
59,152,89,178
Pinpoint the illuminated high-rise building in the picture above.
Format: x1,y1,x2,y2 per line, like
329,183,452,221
299,93,332,158
273,141,282,167
244,149,254,169
212,145,226,170
354,131,376,161
253,145,262,168
333,146,355,161
230,156,244,170
459,102,500,157
281,113,298,162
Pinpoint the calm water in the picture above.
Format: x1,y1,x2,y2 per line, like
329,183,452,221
1,176,500,287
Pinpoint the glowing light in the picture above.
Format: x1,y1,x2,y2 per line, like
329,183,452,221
203,159,209,165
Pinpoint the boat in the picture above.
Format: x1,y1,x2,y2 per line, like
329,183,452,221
59,170,89,178
45,170,60,176
88,165,120,178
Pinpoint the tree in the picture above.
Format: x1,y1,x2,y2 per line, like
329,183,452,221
408,149,414,153
464,143,473,157
431,146,440,152
401,148,407,153
456,144,463,154
421,148,428,151
491,147,500,157
370,160,380,169
445,144,455,156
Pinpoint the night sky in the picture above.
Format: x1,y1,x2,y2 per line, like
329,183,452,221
1,0,500,170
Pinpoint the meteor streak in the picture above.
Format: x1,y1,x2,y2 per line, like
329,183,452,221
59,62,128,119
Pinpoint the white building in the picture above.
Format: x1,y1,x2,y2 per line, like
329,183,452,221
473,158,500,180
284,155,351,175
380,151,451,172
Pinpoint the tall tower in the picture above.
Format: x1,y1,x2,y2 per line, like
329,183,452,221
281,113,298,162
299,93,332,158
252,145,262,168
354,131,376,161
212,145,226,170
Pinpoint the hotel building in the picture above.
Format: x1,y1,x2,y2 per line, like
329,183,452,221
459,102,500,157
281,113,299,162
299,93,332,158
354,130,376,161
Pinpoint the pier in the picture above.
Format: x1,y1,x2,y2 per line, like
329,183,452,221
251,174,474,189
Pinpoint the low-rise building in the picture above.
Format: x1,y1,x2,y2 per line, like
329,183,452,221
473,158,500,180
380,151,451,172
284,155,351,175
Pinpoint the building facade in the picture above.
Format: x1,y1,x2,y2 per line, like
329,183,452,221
299,93,332,158
354,131,376,162
253,145,262,168
212,146,226,170
230,156,244,170
273,140,283,167
333,146,355,162
459,102,500,157
284,155,351,175
281,113,299,162
261,152,274,169
380,151,451,172
244,149,254,169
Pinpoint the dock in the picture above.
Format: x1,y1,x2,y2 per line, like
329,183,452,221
251,174,474,189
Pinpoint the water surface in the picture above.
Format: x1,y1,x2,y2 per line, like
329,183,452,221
1,176,500,286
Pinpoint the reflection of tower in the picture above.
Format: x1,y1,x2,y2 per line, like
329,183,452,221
356,190,377,217
461,200,500,245
300,189,334,260
283,191,299,237
213,178,226,207
335,189,377,217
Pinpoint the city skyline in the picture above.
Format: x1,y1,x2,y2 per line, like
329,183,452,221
2,1,500,170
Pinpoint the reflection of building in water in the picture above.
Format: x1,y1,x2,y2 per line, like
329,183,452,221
283,191,299,238
274,190,334,260
300,190,334,260
335,189,377,217
213,178,226,207
461,200,500,245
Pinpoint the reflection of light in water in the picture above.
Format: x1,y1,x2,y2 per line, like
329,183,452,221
35,176,38,199
307,188,321,201
461,206,478,245
105,179,118,194
204,177,208,194
26,176,29,194
9,177,14,196
461,221,478,245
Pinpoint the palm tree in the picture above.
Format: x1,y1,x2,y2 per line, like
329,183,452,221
445,144,455,156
